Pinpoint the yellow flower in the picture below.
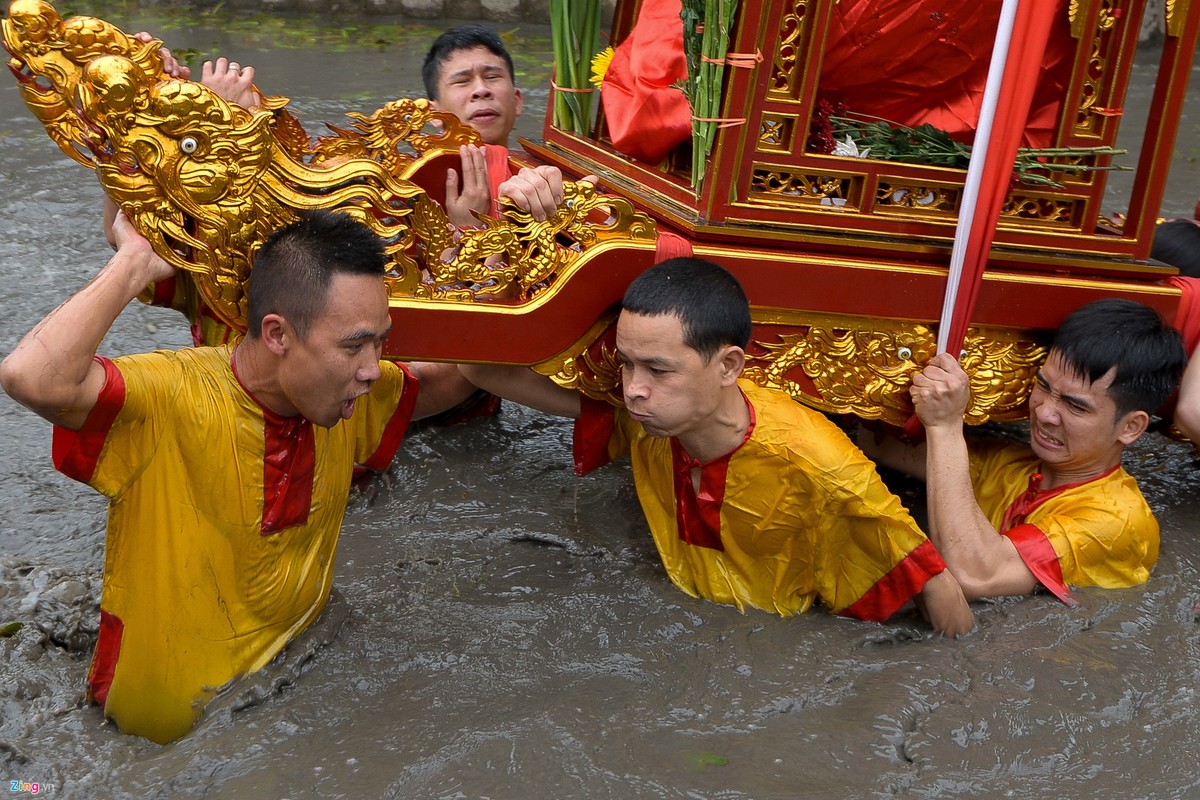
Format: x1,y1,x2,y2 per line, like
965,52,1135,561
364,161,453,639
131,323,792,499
590,46,614,90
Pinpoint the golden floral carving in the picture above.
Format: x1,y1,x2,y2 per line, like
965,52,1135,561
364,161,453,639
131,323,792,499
742,322,1046,426
769,1,809,98
751,168,852,203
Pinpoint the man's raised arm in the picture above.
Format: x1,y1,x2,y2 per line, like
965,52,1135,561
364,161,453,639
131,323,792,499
909,353,1038,600
1,214,174,430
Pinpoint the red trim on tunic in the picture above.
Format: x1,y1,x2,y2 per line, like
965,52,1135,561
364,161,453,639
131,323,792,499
668,398,756,551
840,539,947,622
361,362,420,472
260,411,315,535
52,356,126,483
573,395,618,476
996,467,1119,606
228,348,315,535
1004,523,1075,606
87,609,124,706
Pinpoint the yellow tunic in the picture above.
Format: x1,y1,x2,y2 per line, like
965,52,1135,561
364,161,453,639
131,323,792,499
573,380,946,620
53,345,417,743
968,438,1159,604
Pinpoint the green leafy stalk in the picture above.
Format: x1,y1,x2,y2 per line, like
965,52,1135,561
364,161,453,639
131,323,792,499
829,115,1128,189
684,0,739,190
550,0,601,136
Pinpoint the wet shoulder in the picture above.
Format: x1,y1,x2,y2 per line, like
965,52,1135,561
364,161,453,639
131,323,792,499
736,380,864,472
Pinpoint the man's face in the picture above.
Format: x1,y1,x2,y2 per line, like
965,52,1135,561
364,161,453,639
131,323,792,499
1027,349,1139,477
615,311,730,440
279,272,391,428
431,45,523,146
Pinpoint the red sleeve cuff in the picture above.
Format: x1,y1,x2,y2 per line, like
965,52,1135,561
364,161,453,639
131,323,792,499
1003,523,1076,606
52,356,125,483
839,539,947,622
573,395,617,476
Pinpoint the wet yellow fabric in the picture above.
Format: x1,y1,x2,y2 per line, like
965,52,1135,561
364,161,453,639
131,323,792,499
577,380,943,618
969,438,1159,590
52,345,414,743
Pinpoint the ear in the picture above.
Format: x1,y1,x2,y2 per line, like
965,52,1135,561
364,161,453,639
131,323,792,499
260,313,290,357
513,87,524,118
1115,408,1150,446
717,345,745,387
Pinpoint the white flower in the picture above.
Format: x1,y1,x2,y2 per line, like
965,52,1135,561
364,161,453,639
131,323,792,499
831,135,870,159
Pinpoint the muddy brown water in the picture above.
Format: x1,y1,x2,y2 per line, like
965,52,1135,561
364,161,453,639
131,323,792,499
2,11,1200,800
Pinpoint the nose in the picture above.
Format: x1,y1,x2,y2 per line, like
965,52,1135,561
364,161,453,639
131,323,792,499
1031,393,1059,425
470,77,493,98
622,367,648,401
357,354,382,385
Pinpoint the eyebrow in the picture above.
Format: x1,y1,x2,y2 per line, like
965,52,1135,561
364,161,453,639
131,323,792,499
1036,369,1097,410
445,64,506,81
616,348,675,368
343,326,391,344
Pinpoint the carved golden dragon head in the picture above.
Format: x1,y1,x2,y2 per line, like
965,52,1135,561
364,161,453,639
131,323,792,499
4,0,655,331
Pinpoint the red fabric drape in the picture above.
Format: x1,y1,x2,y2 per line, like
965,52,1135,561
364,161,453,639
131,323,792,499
600,0,692,164
819,0,1074,149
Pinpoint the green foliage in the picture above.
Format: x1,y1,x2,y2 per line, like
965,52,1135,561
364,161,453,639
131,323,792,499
550,0,601,136
830,115,1128,188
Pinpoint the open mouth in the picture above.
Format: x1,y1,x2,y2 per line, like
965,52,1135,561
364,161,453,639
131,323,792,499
1033,424,1064,450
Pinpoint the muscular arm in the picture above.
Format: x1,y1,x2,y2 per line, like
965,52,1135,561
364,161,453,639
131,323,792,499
1,214,174,430
915,353,1038,600
407,361,479,420
459,364,582,419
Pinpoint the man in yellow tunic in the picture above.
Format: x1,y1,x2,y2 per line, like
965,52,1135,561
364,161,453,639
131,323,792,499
865,299,1187,604
1,210,473,743
464,257,974,634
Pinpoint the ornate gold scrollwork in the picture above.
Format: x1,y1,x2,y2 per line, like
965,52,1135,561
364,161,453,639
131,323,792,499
3,1,657,328
875,182,957,212
535,317,624,405
742,319,1046,426
1166,0,1191,37
535,313,1047,426
751,167,853,205
769,1,810,98
1002,194,1078,223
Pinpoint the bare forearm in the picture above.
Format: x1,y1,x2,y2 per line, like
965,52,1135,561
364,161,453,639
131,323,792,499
924,425,1035,599
1,248,158,427
459,363,581,419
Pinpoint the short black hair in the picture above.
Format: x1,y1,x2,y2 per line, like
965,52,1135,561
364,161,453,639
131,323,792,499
422,24,515,100
621,257,752,362
1051,298,1187,417
246,210,388,339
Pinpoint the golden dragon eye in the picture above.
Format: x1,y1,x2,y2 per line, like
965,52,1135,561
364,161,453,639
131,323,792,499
180,136,198,154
